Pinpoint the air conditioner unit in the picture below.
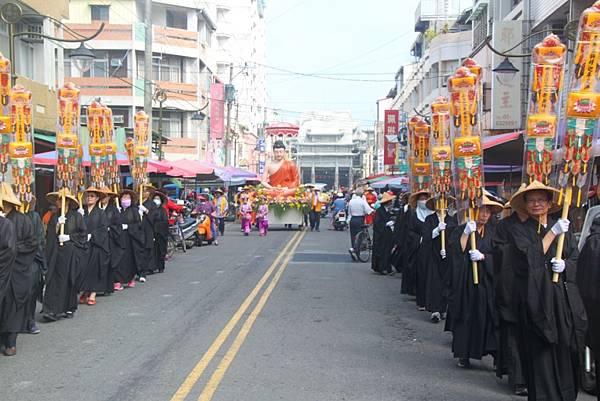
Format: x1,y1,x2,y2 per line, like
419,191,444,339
110,58,123,67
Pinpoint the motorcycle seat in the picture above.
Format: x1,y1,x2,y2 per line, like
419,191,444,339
179,218,197,230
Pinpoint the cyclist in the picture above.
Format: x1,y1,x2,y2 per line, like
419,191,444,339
347,188,373,261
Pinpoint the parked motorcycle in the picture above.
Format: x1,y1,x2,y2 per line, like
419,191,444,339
333,209,348,231
170,213,199,252
196,212,214,246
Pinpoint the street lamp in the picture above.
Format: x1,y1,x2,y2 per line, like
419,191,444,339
492,56,519,84
69,42,96,74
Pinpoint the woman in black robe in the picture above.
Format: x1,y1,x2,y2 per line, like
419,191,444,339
24,196,47,335
42,188,88,321
80,188,110,305
371,192,396,275
114,190,145,290
139,185,158,280
0,205,16,351
151,191,169,274
401,190,433,309
423,197,457,323
508,181,587,401
0,183,37,356
577,215,600,401
448,195,502,368
100,187,123,293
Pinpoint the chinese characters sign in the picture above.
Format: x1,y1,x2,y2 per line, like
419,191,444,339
384,109,399,165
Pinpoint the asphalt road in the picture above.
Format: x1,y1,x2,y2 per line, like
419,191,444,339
0,223,594,401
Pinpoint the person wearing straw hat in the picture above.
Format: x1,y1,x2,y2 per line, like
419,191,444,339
79,187,109,306
0,183,36,356
448,195,503,369
114,189,145,291
423,196,458,324
42,188,87,322
150,190,169,273
139,184,159,281
371,191,397,275
0,190,16,353
214,188,228,237
402,190,434,308
23,195,46,336
99,187,123,294
491,183,529,395
506,181,587,401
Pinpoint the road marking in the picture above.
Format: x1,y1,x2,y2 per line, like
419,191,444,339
197,230,306,401
169,230,302,401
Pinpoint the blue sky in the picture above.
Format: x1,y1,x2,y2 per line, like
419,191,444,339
265,0,421,128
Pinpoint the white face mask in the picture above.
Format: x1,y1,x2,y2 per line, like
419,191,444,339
153,198,161,207
417,200,428,210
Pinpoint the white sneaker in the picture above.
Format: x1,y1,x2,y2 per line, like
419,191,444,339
139,276,147,283
430,312,441,323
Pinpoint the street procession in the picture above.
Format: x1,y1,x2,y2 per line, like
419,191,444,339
2,0,600,400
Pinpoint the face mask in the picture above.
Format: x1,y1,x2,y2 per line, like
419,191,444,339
121,198,131,208
417,200,428,210
153,198,161,207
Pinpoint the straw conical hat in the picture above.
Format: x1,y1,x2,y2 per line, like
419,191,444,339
100,187,118,198
509,180,560,216
480,195,504,214
380,191,395,205
408,190,431,208
426,195,456,211
46,187,79,209
83,186,107,201
0,182,21,207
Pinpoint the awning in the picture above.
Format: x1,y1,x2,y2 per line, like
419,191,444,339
483,130,524,166
371,175,408,190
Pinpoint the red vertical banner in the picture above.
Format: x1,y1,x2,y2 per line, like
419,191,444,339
384,109,399,165
210,83,225,141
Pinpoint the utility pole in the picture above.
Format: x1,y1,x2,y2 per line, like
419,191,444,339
224,63,233,166
144,0,153,151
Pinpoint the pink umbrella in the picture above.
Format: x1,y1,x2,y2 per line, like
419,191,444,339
169,159,214,175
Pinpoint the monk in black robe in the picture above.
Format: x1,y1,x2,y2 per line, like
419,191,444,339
424,200,457,323
0,209,16,352
151,191,169,274
448,196,502,368
492,208,528,395
42,189,87,321
371,192,396,275
114,190,145,290
402,191,433,309
80,188,110,304
100,188,123,293
0,184,37,356
23,196,46,335
508,182,587,401
577,215,600,401
139,185,158,280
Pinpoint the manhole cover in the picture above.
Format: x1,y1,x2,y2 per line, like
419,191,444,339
292,252,350,263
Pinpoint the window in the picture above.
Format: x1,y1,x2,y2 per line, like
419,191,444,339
138,55,182,82
216,7,229,23
82,59,109,78
153,111,183,138
91,5,109,22
166,10,187,29
217,35,230,50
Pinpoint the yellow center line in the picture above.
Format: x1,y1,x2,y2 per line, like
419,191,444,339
197,230,306,401
169,230,302,401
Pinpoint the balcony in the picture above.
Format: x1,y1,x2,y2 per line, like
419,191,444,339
154,26,197,49
414,0,460,32
64,22,132,41
69,77,133,97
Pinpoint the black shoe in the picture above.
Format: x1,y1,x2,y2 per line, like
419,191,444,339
514,386,528,396
28,322,41,334
64,311,74,319
457,358,470,368
348,249,357,261
43,312,59,322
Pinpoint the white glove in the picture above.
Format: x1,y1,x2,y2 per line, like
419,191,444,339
550,258,566,273
432,228,441,239
87,234,92,241
77,208,85,216
122,224,128,230
551,218,570,235
0,211,5,218
58,234,70,243
463,221,477,236
440,249,447,259
139,205,148,214
386,220,395,228
58,216,67,225
438,222,447,231
469,249,485,261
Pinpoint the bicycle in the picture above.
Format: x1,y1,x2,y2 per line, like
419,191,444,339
354,224,372,263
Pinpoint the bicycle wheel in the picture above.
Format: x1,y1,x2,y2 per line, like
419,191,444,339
355,231,371,263
167,236,176,259
178,225,187,252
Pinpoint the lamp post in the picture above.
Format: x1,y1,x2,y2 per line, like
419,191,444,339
0,1,105,85
191,110,206,160
153,88,167,161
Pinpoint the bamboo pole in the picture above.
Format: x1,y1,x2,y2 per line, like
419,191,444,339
59,190,66,247
553,185,572,283
468,207,478,285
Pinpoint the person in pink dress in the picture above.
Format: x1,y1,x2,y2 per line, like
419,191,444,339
240,197,253,236
257,199,269,237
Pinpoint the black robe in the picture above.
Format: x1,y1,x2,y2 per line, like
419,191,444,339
510,217,587,401
141,199,157,272
43,208,87,315
492,213,527,386
26,210,46,303
371,206,394,274
577,217,600,356
104,203,125,290
0,217,16,309
81,206,110,293
152,206,169,273
402,211,431,307
448,222,498,360
424,213,457,313
115,205,145,283
1,210,37,333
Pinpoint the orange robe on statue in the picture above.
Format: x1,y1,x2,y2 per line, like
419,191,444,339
268,160,300,188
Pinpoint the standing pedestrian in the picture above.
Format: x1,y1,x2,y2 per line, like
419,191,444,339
371,192,396,275
151,191,169,273
240,197,253,236
23,196,46,335
0,194,16,353
257,198,269,237
214,188,228,236
347,189,374,260
99,187,123,294
114,189,144,291
139,185,157,281
309,189,323,231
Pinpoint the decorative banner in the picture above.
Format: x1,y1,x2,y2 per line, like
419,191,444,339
210,83,225,141
383,109,399,165
133,110,150,200
407,116,422,176
9,84,34,211
87,100,106,189
410,119,431,192
430,96,453,253
103,105,120,195
554,1,600,282
257,137,266,175
522,34,566,186
0,53,11,182
448,66,484,285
